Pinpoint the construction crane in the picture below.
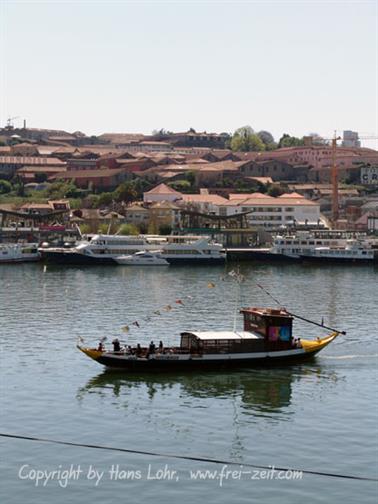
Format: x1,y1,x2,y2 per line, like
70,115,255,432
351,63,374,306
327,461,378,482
331,133,341,226
313,132,377,228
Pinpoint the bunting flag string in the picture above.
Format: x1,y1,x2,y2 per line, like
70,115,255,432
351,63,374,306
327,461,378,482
119,272,247,335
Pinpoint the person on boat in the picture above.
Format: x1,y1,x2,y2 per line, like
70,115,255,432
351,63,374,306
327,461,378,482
149,341,156,354
97,341,104,352
112,338,121,352
158,341,164,353
136,343,142,357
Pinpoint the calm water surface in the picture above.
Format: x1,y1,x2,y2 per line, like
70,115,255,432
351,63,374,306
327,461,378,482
0,262,377,503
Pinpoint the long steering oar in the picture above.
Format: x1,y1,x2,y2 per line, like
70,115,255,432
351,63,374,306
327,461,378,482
255,284,346,335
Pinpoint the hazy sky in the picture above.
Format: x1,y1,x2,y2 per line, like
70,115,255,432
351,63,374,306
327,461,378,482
1,0,377,147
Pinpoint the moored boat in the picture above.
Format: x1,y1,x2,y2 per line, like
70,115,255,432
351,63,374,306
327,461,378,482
41,234,226,265
78,307,341,371
115,250,170,266
0,243,40,263
299,239,376,264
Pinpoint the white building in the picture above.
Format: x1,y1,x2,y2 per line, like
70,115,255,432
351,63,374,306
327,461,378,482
218,192,321,228
342,130,361,148
180,193,228,214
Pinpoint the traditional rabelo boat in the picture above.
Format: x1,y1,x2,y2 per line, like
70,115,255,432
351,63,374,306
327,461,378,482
77,307,342,371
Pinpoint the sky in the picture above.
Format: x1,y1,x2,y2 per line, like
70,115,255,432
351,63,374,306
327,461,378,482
1,0,377,147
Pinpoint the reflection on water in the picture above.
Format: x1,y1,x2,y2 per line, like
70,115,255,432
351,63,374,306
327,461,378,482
77,363,339,421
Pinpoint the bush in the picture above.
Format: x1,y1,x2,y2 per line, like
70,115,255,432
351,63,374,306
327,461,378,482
118,223,139,236
79,224,91,235
97,223,109,234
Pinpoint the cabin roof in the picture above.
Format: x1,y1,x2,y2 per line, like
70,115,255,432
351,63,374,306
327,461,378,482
181,331,262,341
240,307,293,319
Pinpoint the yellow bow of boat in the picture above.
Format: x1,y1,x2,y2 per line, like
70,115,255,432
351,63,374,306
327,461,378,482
300,331,339,354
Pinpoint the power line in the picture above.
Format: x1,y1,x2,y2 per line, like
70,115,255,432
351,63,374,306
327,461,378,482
0,433,376,482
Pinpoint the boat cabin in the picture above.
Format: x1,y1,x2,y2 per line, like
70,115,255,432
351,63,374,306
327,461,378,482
180,308,294,354
240,307,293,351
180,330,265,354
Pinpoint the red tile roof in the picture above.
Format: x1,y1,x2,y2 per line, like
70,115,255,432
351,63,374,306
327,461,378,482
144,183,182,195
181,194,228,204
50,168,125,179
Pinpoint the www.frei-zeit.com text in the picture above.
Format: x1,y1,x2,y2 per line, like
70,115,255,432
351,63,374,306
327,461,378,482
18,464,303,487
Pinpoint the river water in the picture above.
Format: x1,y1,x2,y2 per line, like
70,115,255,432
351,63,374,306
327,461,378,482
0,262,377,503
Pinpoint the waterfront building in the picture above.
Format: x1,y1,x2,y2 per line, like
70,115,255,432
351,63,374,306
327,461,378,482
218,192,322,228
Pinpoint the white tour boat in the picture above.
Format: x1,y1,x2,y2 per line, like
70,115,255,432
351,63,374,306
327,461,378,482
40,234,226,265
299,239,376,264
269,230,372,261
115,250,169,266
0,243,40,263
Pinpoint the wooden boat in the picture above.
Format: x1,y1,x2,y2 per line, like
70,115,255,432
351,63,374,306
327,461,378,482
77,307,341,371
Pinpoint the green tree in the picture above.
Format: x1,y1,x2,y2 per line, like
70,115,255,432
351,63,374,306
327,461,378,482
185,170,196,187
278,134,305,148
0,180,12,194
266,185,283,197
96,192,114,207
114,181,137,203
230,126,266,152
169,180,191,192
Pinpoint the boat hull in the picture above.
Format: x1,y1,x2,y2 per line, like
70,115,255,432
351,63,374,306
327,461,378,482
41,250,226,265
41,250,117,265
226,249,300,262
299,254,375,264
164,256,226,265
78,346,328,372
0,256,40,264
